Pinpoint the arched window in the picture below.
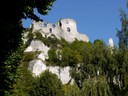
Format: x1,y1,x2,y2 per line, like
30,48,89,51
49,28,52,33
66,20,69,24
44,23,47,27
52,24,56,28
59,21,62,28
67,27,70,32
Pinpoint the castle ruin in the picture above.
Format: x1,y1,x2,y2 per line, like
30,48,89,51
31,18,89,42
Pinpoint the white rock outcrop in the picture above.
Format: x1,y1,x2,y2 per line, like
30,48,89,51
24,40,50,61
28,60,72,84
108,37,114,48
24,40,50,52
28,60,47,76
108,37,114,54
49,66,71,84
25,40,73,84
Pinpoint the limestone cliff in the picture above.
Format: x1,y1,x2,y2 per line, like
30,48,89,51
23,18,89,85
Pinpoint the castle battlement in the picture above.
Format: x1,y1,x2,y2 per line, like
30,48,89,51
31,18,89,42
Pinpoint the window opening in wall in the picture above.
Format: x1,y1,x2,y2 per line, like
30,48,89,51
40,22,42,25
44,23,47,27
66,20,69,24
59,21,62,28
49,28,52,33
67,27,70,32
52,24,56,28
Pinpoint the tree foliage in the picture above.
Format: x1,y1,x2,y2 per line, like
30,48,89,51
0,0,55,95
63,83,81,96
81,76,112,96
30,70,64,96
117,10,128,50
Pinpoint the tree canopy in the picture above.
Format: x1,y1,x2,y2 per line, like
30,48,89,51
0,0,55,95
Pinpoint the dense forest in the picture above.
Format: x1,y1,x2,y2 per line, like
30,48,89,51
1,0,128,96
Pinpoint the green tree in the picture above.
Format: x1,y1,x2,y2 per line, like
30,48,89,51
30,70,64,96
10,63,35,96
92,40,107,75
48,48,58,65
63,83,81,96
116,9,128,95
61,46,82,67
70,42,93,88
70,39,86,53
3,45,25,95
81,76,112,96
117,10,128,50
0,0,56,95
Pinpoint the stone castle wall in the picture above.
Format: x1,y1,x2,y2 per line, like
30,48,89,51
31,18,89,42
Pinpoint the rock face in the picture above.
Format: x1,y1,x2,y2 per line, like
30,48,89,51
108,38,114,54
25,40,73,84
24,40,50,61
28,60,47,76
28,60,72,84
108,38,114,48
24,18,89,85
32,18,89,42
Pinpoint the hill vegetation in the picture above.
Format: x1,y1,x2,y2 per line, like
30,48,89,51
7,11,128,95
1,0,128,96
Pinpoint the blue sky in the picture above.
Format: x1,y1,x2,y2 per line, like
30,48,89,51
22,0,128,46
